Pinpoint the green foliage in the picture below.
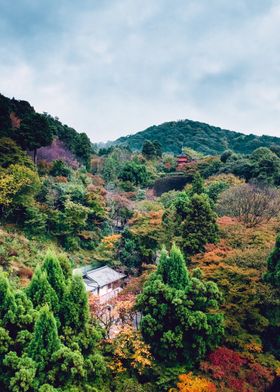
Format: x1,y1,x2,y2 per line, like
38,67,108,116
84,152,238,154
142,140,162,160
137,246,224,365
119,161,149,186
3,352,37,392
23,205,47,237
264,234,280,288
60,275,89,335
157,246,189,290
0,137,34,168
0,250,107,391
0,164,40,212
73,133,92,169
14,112,54,155
28,305,60,373
205,180,229,204
189,172,205,195
250,147,280,184
26,268,59,312
0,273,17,327
180,194,219,255
163,191,219,256
113,118,280,155
50,160,72,178
41,251,66,301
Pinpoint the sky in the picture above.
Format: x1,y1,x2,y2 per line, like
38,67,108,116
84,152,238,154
1,0,280,142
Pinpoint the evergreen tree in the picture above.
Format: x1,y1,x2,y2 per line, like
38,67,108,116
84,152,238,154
3,352,37,392
0,273,17,327
42,251,66,301
190,172,205,195
137,246,224,365
264,234,280,287
181,194,219,255
142,140,156,160
14,112,54,162
60,275,89,335
57,254,72,281
28,305,60,374
153,141,162,157
74,132,92,169
157,245,189,290
26,267,59,312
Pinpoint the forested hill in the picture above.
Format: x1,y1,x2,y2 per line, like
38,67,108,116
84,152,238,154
0,93,92,167
114,119,280,155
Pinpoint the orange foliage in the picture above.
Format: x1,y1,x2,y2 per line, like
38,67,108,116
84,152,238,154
101,234,121,249
171,373,216,392
129,210,163,237
54,176,68,183
217,216,238,226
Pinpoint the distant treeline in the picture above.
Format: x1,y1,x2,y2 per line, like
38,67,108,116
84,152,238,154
113,119,280,155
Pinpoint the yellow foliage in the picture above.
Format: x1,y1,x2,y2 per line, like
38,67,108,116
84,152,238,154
205,173,245,187
0,164,40,207
109,325,152,375
244,342,263,353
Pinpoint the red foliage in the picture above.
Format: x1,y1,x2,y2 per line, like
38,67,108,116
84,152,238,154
206,347,246,376
201,347,274,392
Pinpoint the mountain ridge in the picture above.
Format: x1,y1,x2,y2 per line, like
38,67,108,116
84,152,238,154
113,119,280,155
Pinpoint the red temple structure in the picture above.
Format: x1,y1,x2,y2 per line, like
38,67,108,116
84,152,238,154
176,153,189,171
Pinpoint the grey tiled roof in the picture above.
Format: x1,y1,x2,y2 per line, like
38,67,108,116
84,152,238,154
74,265,125,288
86,266,125,287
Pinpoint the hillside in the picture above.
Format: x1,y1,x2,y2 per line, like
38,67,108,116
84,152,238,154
114,119,280,155
0,93,92,167
2,92,280,391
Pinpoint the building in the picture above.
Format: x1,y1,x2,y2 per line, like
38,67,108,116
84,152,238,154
176,153,189,171
73,265,126,303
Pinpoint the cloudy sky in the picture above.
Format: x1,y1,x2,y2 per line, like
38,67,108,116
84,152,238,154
1,0,280,142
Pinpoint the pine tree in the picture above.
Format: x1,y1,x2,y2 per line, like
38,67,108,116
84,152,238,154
157,245,189,290
28,305,60,372
265,234,280,287
42,251,66,301
137,246,224,364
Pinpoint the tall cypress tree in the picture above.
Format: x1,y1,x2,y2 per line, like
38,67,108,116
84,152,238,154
26,267,59,312
28,305,60,372
181,193,219,255
137,246,224,364
42,251,66,301
0,274,17,327
60,275,89,335
157,245,189,290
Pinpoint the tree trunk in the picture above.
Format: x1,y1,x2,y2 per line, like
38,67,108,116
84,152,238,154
33,149,37,165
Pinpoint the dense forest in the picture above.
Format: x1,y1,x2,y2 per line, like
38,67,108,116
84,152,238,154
113,119,280,155
1,94,280,391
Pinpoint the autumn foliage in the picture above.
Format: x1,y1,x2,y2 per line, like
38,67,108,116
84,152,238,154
107,325,152,375
171,373,216,392
200,347,274,391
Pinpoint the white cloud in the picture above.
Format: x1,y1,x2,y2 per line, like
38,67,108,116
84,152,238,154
0,0,280,141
